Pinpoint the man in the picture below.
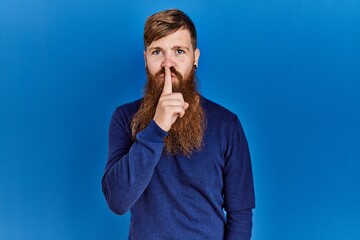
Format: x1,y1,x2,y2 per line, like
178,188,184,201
102,9,255,239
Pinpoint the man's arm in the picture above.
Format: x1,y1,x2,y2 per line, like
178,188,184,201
102,67,189,215
225,209,253,239
102,112,167,215
223,118,255,239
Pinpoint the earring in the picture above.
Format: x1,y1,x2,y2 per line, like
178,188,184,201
194,64,198,69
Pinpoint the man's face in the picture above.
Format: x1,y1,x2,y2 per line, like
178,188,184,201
144,29,200,84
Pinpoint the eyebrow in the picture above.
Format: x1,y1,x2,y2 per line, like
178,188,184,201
172,45,191,51
147,46,191,52
147,46,162,52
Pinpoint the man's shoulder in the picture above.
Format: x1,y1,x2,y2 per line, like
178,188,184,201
113,98,142,119
117,98,142,110
201,96,238,119
200,96,248,139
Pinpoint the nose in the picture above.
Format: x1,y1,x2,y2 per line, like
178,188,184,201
161,53,175,68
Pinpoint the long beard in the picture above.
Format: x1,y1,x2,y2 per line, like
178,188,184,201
131,66,206,156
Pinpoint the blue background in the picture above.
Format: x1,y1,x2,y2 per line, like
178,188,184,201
1,0,359,239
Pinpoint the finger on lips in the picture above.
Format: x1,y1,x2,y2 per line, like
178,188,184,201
160,67,188,119
162,67,172,95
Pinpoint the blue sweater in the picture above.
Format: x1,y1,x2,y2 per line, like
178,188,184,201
102,96,255,239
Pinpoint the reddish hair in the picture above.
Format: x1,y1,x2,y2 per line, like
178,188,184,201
144,9,197,50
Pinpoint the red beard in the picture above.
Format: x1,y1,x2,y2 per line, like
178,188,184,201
131,66,206,156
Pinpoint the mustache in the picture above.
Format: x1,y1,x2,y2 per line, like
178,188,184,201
154,67,183,81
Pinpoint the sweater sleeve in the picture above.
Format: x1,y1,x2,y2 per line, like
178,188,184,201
101,107,167,215
223,117,255,239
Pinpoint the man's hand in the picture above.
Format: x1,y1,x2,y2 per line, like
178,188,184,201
153,67,189,132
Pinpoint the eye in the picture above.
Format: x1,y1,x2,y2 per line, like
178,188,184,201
152,50,162,55
175,49,185,55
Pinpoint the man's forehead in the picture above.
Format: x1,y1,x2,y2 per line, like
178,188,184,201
147,29,193,49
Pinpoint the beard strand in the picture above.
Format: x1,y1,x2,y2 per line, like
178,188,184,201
131,66,206,156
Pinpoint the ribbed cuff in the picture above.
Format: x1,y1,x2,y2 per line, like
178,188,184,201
136,120,168,143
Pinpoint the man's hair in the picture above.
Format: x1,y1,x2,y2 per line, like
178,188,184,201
144,9,197,50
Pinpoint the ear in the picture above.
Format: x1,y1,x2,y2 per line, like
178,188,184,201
194,48,200,68
143,51,147,68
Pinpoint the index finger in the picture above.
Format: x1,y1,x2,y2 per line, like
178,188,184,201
162,67,172,94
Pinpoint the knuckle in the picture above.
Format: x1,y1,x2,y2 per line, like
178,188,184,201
174,93,183,98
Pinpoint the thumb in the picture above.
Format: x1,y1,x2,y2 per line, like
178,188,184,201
184,102,189,110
